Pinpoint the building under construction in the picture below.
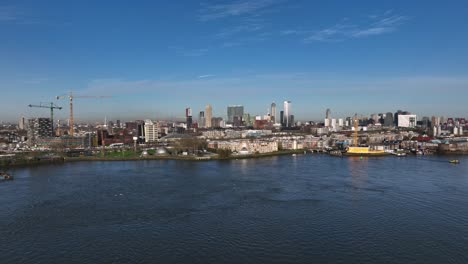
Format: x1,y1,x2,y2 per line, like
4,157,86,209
27,118,53,145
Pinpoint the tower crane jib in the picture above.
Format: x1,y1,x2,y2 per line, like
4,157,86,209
56,92,111,136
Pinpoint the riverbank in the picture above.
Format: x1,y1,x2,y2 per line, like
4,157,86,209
0,156,65,168
1,149,466,169
64,149,307,162
0,149,307,168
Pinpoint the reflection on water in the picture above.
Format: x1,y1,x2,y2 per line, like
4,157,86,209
1,155,468,264
348,156,369,190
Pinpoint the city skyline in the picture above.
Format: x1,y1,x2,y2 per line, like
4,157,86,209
1,1,468,122
5,100,468,125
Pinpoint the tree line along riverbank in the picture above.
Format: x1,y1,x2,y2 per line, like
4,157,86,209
0,149,308,168
2,148,466,169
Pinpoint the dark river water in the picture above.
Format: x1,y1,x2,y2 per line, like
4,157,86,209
1,155,468,263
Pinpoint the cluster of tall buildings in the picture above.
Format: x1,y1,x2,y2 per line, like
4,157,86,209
187,101,294,129
197,105,215,129
185,108,193,129
227,105,244,126
280,101,293,128
321,108,466,138
324,109,418,130
18,102,468,149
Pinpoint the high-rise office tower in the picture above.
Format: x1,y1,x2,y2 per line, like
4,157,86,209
371,114,379,123
270,102,277,123
186,107,193,129
431,117,438,127
19,116,26,130
325,108,332,127
280,111,284,127
205,105,213,128
211,117,223,128
243,113,252,126
422,116,430,128
384,112,394,127
394,110,403,126
199,111,205,128
144,119,159,142
283,101,291,127
227,105,244,124
440,116,446,125
136,120,145,143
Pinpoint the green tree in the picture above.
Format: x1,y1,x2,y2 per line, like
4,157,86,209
217,148,232,158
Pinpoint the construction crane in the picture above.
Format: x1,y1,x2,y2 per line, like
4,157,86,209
56,92,111,136
353,114,359,147
353,114,368,147
28,102,62,133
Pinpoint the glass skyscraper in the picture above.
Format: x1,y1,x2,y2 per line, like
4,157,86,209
227,105,244,124
283,101,292,127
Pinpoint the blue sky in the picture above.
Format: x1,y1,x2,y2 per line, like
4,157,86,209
1,0,467,122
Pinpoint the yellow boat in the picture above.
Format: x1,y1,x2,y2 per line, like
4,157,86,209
346,116,389,157
345,146,389,156
449,160,460,164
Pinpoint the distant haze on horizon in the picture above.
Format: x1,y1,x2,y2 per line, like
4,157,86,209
1,1,467,123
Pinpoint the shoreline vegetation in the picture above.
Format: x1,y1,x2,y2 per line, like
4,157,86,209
0,149,306,168
1,149,466,169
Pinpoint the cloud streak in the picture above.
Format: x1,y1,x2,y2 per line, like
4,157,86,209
198,74,215,79
81,74,468,97
168,46,209,57
0,6,21,22
47,74,468,121
214,17,265,38
200,0,283,50
283,11,408,42
198,0,281,21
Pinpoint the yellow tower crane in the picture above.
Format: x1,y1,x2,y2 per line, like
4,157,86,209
56,92,111,136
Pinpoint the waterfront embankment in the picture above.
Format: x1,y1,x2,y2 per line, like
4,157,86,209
0,149,308,168
2,148,467,169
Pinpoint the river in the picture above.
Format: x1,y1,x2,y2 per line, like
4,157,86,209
1,155,468,263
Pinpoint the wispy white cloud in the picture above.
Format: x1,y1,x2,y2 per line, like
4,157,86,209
304,24,354,42
21,77,50,84
198,74,215,79
350,27,394,37
214,17,265,38
0,6,21,22
204,2,280,49
198,0,281,21
182,48,209,57
280,29,308,36
283,11,408,42
349,12,407,38
222,41,243,48
168,46,209,57
82,74,468,97
372,14,406,27
197,0,292,52
0,5,41,25
73,74,468,120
